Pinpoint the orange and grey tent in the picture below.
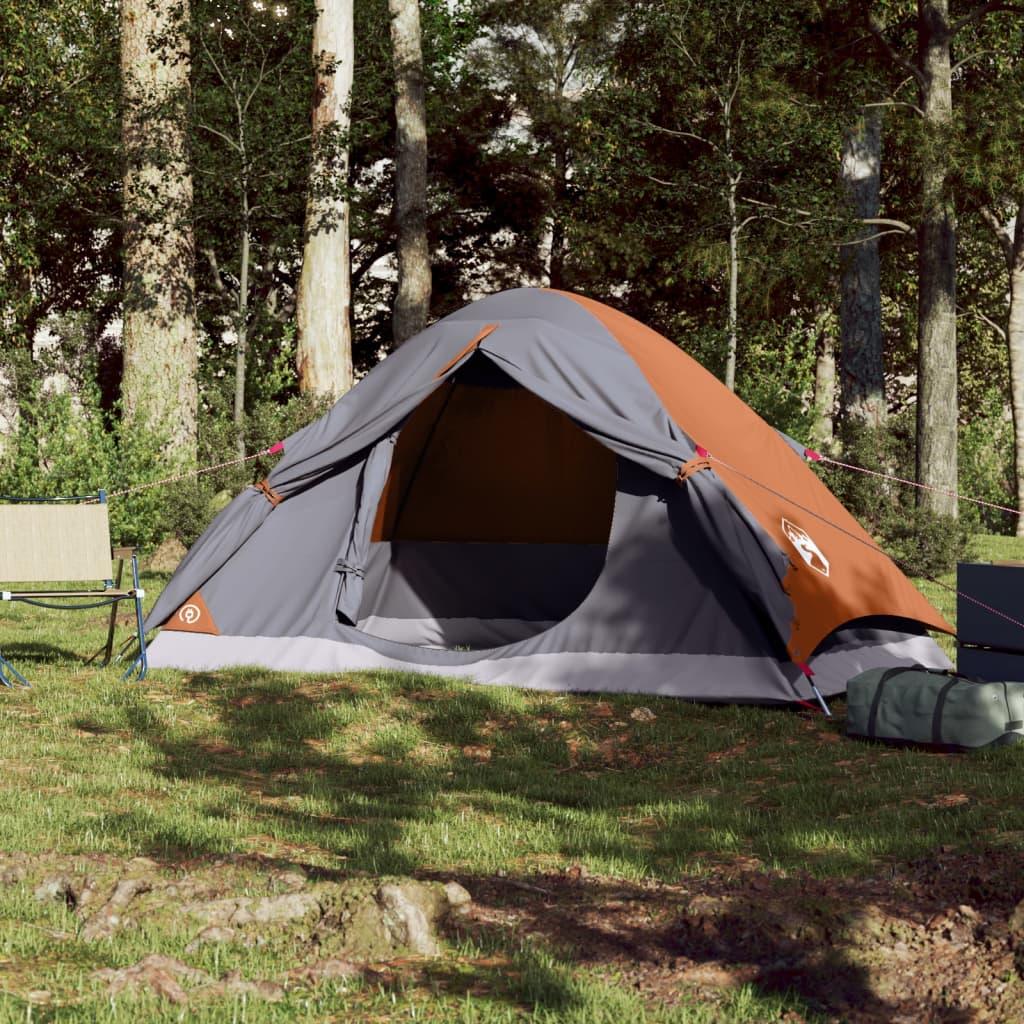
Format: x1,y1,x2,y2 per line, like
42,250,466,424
146,288,952,706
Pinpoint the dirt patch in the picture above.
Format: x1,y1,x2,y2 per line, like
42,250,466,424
441,847,1024,1022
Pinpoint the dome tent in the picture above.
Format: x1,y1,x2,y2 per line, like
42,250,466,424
145,287,952,703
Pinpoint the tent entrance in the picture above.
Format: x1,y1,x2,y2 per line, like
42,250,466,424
354,358,616,649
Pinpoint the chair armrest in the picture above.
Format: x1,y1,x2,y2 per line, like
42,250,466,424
112,546,137,559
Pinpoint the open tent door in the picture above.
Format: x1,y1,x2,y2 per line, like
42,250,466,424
353,357,618,648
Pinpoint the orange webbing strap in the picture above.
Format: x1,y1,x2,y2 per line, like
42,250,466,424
676,457,712,485
254,478,285,507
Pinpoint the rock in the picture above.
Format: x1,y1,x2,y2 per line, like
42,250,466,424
33,875,76,908
93,954,209,1004
630,707,657,722
443,881,472,909
197,970,285,1003
314,878,456,961
184,892,320,929
285,959,361,986
184,926,236,953
247,892,320,925
81,877,153,940
377,882,439,956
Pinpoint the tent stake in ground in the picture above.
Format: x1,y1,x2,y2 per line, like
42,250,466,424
146,288,953,704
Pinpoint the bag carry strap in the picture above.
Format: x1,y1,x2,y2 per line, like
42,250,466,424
931,677,961,746
867,667,907,738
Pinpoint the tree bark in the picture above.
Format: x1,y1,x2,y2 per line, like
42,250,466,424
839,108,886,433
120,0,197,461
1009,208,1024,537
984,203,1024,536
915,0,958,516
813,317,836,448
725,171,740,393
296,0,354,398
389,0,431,345
548,143,569,290
234,195,250,459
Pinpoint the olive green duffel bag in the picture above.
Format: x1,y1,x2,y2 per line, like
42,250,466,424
847,666,1024,749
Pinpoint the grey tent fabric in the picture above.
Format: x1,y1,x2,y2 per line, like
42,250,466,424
146,287,951,702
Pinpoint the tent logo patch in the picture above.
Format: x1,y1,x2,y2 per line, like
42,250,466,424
165,591,219,635
178,603,202,625
782,518,830,577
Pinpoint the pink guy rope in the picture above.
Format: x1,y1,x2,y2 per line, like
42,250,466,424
104,442,284,500
704,450,1024,639
804,449,1021,519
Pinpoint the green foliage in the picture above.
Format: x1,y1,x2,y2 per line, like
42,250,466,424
0,0,121,367
0,373,329,551
0,383,169,550
823,415,972,577
735,318,817,441
161,390,331,547
959,387,1016,536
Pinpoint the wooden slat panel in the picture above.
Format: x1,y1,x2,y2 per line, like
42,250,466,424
0,505,113,583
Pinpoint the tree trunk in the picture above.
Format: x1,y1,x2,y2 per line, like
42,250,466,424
389,0,431,345
990,203,1024,537
548,144,568,290
839,108,886,433
813,311,836,448
725,173,740,392
296,0,354,398
915,0,958,516
120,0,197,461
1008,210,1024,537
234,195,251,459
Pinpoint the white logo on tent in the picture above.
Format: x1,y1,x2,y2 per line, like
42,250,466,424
179,603,202,625
781,518,830,577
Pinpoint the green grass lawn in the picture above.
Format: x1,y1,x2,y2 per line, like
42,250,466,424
1,535,1024,1021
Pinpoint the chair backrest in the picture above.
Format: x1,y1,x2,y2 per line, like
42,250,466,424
0,503,113,583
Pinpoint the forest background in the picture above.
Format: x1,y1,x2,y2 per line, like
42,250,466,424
3,0,1024,575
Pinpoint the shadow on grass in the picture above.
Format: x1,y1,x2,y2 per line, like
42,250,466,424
0,641,85,665
99,669,984,1020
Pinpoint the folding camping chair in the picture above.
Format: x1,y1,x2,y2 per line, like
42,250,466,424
0,491,147,688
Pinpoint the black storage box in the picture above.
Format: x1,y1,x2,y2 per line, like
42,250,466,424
957,562,1024,680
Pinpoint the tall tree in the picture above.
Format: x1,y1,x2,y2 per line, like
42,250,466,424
584,0,830,392
121,0,198,459
482,0,621,292
962,13,1024,532
295,0,354,398
192,0,313,453
0,0,121,420
867,1,1023,515
389,0,431,343
839,109,886,431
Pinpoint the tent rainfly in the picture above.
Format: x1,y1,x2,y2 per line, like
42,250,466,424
146,287,953,704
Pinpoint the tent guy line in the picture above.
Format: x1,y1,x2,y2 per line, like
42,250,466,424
805,449,1021,520
708,450,1024,642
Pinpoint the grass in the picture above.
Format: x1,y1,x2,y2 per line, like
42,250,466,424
0,535,1023,1020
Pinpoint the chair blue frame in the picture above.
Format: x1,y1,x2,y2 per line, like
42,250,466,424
0,491,147,688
